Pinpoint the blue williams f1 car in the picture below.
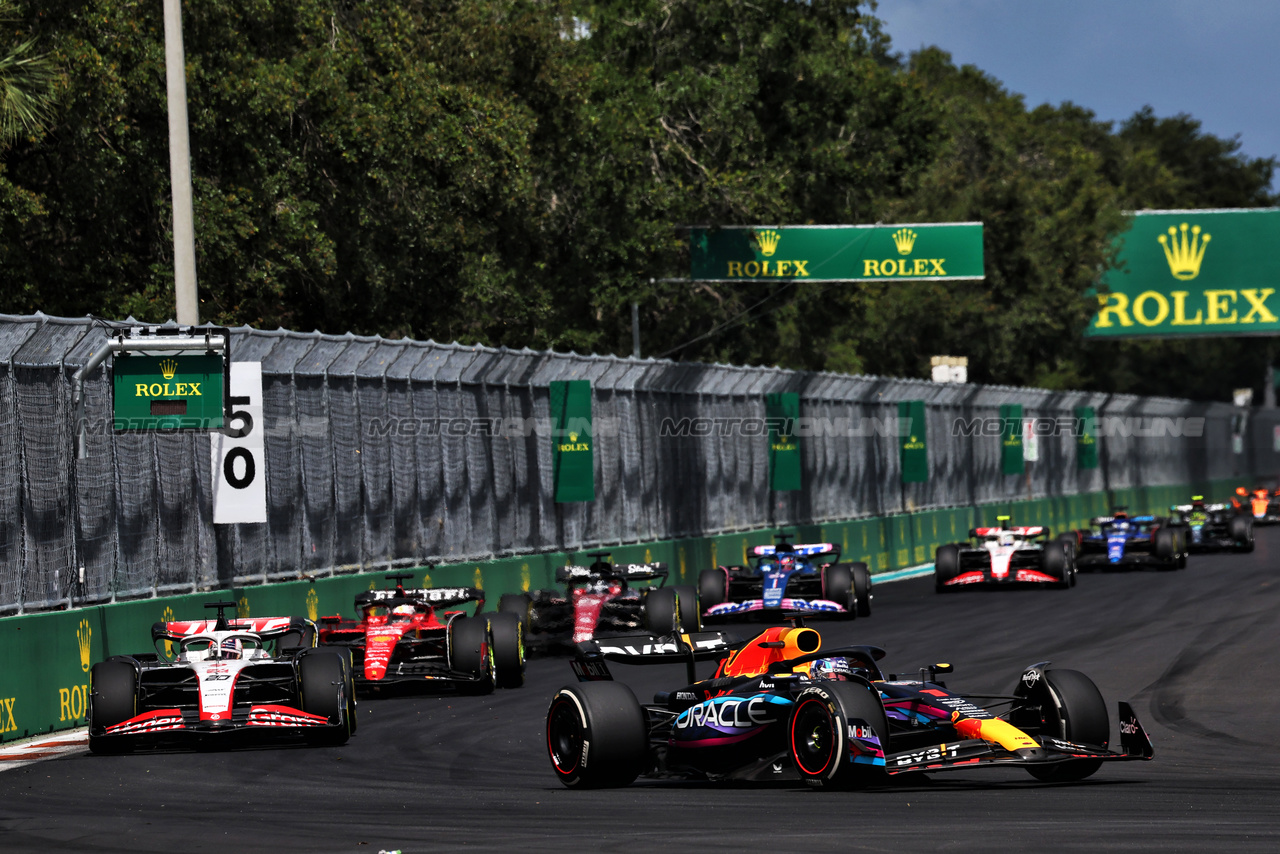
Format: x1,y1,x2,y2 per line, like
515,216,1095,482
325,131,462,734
1072,510,1187,570
545,619,1153,789
698,534,871,620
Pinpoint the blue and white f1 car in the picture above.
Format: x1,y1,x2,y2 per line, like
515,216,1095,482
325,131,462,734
1072,511,1186,570
697,534,871,620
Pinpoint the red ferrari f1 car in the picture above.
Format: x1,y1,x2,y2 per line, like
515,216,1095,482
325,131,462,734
318,574,525,694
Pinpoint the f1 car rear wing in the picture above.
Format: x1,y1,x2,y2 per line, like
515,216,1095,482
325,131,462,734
152,615,315,643
750,542,839,559
572,630,743,683
1171,503,1228,513
354,586,485,610
556,562,669,584
971,526,1046,537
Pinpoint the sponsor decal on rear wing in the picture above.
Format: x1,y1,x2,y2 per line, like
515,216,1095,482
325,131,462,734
972,527,1045,537
751,543,837,557
355,587,484,608
556,562,669,583
151,616,312,642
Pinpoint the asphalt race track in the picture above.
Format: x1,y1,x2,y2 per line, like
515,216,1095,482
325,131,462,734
3,531,1280,853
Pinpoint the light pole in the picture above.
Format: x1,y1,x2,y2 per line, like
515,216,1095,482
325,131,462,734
163,0,199,325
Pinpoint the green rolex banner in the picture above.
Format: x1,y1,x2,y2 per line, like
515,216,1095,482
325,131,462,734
765,392,802,491
550,380,594,502
1075,406,1099,470
1000,404,1024,475
898,400,928,483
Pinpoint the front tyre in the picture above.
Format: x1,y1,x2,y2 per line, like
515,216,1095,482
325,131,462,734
1020,669,1109,782
935,544,961,593
546,682,646,788
88,660,139,754
488,611,526,689
789,682,890,789
298,651,351,746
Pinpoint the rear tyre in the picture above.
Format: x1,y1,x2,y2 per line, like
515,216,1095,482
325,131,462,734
671,584,702,632
499,592,533,624
488,611,526,689
790,681,890,789
88,660,138,754
1154,528,1177,568
644,587,680,635
1020,669,1109,782
822,564,856,620
935,544,961,593
299,651,350,746
546,682,647,788
698,568,727,609
448,616,495,695
851,563,872,617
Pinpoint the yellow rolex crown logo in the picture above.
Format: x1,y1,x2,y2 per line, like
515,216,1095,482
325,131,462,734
756,229,781,257
77,619,92,672
159,358,179,380
1157,222,1210,281
892,228,918,255
569,431,578,443
237,597,250,618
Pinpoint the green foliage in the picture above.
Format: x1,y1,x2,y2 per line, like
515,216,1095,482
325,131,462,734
0,0,1275,402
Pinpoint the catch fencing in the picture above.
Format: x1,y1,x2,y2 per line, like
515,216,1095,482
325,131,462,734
0,312,1275,614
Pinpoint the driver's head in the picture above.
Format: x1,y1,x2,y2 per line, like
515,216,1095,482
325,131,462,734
998,531,1015,546
391,604,416,619
218,638,243,660
1237,487,1249,497
810,657,868,682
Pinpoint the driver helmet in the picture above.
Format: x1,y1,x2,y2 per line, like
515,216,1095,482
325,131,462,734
810,657,866,682
219,637,243,660
1237,487,1249,497
998,531,1015,547
391,604,416,619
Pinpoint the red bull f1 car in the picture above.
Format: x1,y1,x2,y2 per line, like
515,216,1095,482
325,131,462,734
545,618,1153,788
1170,497,1255,552
499,553,700,653
88,602,355,753
318,574,525,694
935,518,1075,591
1071,510,1187,570
698,534,872,620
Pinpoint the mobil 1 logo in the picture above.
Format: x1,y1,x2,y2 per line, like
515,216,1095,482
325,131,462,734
212,362,267,524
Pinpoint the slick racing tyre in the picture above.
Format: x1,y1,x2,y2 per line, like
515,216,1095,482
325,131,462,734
643,586,680,635
546,682,646,788
935,544,961,593
1154,527,1178,568
487,611,526,690
499,592,533,626
698,568,728,609
1019,669,1109,782
671,584,703,632
789,682,890,789
1055,531,1078,560
449,616,495,695
851,563,872,617
320,645,359,734
88,659,139,754
1229,515,1255,552
822,564,857,620
1040,543,1072,589
299,650,351,746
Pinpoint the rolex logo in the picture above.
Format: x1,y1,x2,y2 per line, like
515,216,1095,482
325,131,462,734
161,607,175,658
306,589,319,621
237,597,250,618
892,228,918,255
755,229,781,257
1158,222,1210,280
159,358,179,380
77,619,92,673
569,432,578,443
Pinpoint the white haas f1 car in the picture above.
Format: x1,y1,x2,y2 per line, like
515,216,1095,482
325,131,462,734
88,602,356,753
935,518,1076,592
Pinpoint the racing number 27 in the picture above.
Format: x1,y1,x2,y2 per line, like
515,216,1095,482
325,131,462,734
223,395,255,490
